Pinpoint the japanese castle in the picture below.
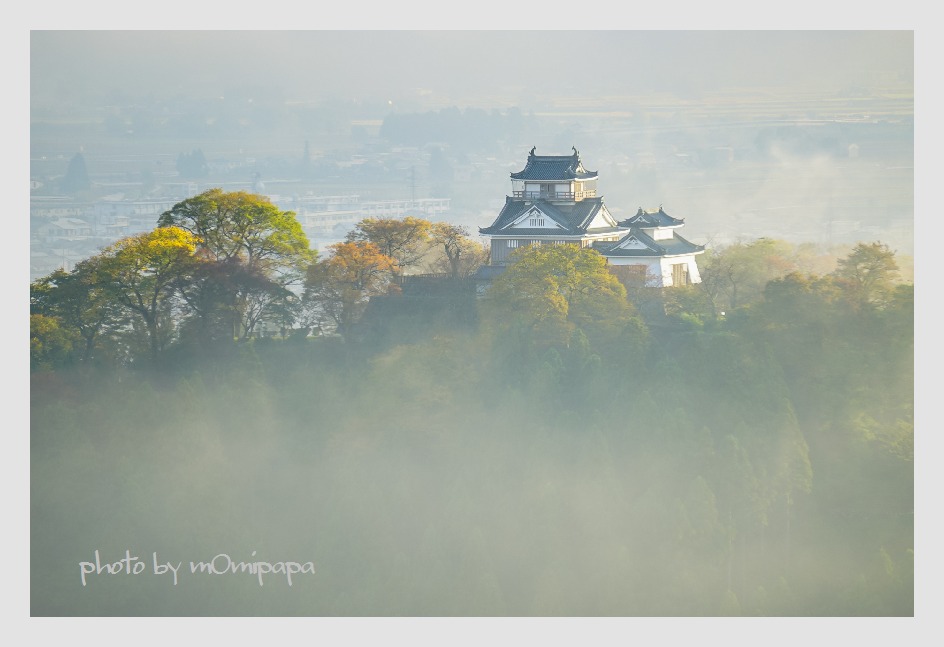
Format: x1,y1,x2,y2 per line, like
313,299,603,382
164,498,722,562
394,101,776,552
477,147,704,288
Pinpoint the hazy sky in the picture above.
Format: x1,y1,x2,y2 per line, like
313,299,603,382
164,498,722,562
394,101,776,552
12,13,938,643
31,30,913,111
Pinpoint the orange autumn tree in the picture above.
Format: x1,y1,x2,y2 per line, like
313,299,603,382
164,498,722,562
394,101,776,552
344,216,432,281
302,241,396,336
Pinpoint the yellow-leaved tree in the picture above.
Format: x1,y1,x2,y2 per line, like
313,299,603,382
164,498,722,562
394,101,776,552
484,243,641,351
93,226,201,361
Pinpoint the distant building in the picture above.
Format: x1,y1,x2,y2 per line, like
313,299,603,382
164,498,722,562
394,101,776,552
282,194,451,245
476,147,704,288
36,217,93,244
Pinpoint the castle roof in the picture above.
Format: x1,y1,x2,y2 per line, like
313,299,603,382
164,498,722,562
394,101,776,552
510,147,598,181
479,197,619,236
593,228,705,258
618,207,685,228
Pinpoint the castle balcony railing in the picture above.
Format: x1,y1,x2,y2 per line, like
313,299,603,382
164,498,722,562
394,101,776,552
513,190,596,200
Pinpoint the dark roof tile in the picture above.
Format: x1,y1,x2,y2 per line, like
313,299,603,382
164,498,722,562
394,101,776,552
619,207,685,228
478,197,619,235
594,228,705,257
510,149,597,181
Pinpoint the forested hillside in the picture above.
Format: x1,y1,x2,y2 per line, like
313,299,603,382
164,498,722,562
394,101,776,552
30,193,913,616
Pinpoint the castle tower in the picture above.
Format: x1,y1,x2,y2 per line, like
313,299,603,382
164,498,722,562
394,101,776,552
477,147,704,287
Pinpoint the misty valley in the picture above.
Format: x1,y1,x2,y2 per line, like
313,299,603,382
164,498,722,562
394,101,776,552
31,206,913,615
29,30,914,618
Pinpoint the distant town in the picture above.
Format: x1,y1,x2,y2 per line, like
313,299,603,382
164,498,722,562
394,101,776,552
31,83,914,282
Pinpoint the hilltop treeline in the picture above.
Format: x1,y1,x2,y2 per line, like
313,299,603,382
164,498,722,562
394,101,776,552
30,190,489,370
30,200,912,615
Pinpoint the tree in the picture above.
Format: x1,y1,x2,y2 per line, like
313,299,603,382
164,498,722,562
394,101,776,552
484,244,639,350
30,314,76,371
92,227,201,361
428,222,489,279
157,189,315,338
175,149,209,179
158,189,312,270
302,241,396,337
832,241,900,307
345,216,432,279
60,152,91,194
174,256,299,343
30,264,123,364
698,238,799,315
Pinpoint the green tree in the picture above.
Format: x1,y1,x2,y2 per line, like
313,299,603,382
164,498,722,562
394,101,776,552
30,314,76,371
832,241,900,308
157,189,315,338
699,238,799,314
158,189,312,270
484,244,639,351
31,263,126,364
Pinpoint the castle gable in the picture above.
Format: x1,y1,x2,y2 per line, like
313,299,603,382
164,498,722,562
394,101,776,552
616,234,654,251
583,203,619,230
503,205,566,231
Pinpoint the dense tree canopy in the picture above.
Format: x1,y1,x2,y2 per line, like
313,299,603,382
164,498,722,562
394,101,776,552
157,189,315,340
697,237,799,315
344,216,432,279
302,241,396,336
158,188,312,271
31,234,913,616
428,222,489,279
832,241,900,307
30,264,119,364
484,243,640,349
92,227,202,360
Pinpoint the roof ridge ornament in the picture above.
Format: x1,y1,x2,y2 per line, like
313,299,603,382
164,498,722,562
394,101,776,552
529,146,536,156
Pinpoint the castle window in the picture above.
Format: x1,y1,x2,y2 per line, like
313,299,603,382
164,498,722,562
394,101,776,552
672,263,690,286
529,218,545,227
507,239,518,249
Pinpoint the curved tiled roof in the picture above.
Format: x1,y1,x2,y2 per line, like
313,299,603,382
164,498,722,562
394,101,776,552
594,228,705,257
479,197,616,235
618,207,685,228
510,148,598,181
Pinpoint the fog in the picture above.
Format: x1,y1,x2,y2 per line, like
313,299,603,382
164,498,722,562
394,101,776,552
31,31,912,109
29,30,915,284
29,29,915,622
31,312,914,616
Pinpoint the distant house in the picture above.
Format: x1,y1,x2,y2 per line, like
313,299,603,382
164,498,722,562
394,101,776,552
36,217,93,244
475,147,704,288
